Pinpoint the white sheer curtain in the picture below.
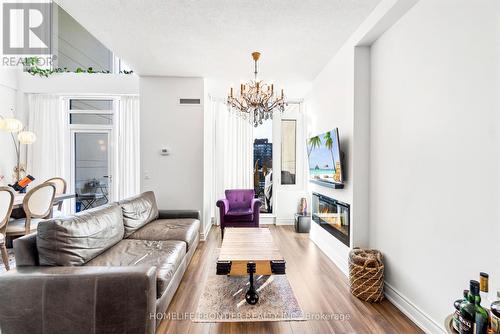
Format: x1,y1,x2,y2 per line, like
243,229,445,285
212,96,253,224
27,94,68,186
114,96,140,200
27,94,70,213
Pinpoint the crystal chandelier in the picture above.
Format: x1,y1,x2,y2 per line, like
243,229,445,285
227,52,286,127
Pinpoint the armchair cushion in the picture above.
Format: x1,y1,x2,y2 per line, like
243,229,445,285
225,208,253,222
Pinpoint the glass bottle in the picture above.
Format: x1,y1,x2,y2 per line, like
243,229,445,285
460,280,480,334
491,292,500,334
454,290,470,332
475,292,489,334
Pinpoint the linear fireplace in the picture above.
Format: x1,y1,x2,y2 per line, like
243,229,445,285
311,192,350,247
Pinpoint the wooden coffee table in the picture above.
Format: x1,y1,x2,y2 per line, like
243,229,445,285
216,227,286,304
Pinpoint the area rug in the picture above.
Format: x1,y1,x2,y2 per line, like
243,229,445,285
194,267,305,322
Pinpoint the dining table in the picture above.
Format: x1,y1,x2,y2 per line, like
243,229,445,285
13,193,76,209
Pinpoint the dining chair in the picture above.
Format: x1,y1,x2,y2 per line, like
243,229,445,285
6,183,56,238
44,177,67,216
0,187,15,271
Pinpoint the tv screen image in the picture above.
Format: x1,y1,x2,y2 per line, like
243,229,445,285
307,128,343,185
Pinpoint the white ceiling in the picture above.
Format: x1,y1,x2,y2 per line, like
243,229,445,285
55,0,381,82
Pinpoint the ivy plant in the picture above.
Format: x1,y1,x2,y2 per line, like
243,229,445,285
23,57,132,77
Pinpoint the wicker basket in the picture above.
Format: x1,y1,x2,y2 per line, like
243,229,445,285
348,248,385,303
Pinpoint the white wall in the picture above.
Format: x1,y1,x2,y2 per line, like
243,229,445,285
305,44,361,273
303,0,418,267
370,0,500,331
203,78,217,238
140,76,205,230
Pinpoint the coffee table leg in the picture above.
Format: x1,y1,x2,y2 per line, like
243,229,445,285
245,262,259,305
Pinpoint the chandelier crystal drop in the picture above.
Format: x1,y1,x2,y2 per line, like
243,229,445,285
227,52,286,127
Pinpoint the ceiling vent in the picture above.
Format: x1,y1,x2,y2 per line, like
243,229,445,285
179,98,201,105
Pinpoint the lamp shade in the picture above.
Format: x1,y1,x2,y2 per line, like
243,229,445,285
0,118,23,132
17,131,37,144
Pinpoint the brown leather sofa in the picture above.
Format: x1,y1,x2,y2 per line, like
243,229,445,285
0,191,200,334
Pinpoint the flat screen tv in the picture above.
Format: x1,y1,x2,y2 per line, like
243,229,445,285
307,128,344,186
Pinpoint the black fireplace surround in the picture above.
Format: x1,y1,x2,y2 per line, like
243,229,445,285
312,192,350,247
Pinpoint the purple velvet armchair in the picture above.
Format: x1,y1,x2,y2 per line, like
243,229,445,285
216,189,261,238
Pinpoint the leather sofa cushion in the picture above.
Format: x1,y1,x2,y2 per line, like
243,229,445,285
85,239,186,298
37,204,124,266
118,191,159,237
128,218,200,251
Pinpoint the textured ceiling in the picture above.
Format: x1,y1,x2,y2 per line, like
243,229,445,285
55,0,381,82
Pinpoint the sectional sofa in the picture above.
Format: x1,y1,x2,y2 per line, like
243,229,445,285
0,191,200,334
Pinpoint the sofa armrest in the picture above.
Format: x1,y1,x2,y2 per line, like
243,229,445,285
13,232,39,266
0,266,157,334
216,199,229,215
251,198,262,213
158,209,200,220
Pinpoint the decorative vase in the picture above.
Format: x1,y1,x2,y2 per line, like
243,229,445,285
298,197,308,215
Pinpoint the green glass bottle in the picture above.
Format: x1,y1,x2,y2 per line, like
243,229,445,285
454,290,470,332
460,280,480,334
474,293,489,334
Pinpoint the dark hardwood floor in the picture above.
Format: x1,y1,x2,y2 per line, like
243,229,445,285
156,225,423,334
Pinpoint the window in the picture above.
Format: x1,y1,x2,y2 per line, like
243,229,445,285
281,120,296,185
69,98,114,125
69,99,113,110
70,113,113,125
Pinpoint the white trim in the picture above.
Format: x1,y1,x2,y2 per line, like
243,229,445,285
309,222,444,334
0,81,17,91
200,217,213,241
259,216,276,225
384,283,445,334
275,218,294,225
66,96,117,210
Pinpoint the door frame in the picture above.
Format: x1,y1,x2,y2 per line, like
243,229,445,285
255,101,303,218
64,96,117,211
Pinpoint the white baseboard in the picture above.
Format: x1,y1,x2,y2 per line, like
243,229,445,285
275,218,294,225
200,218,213,241
307,224,444,334
260,216,276,225
384,282,445,334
